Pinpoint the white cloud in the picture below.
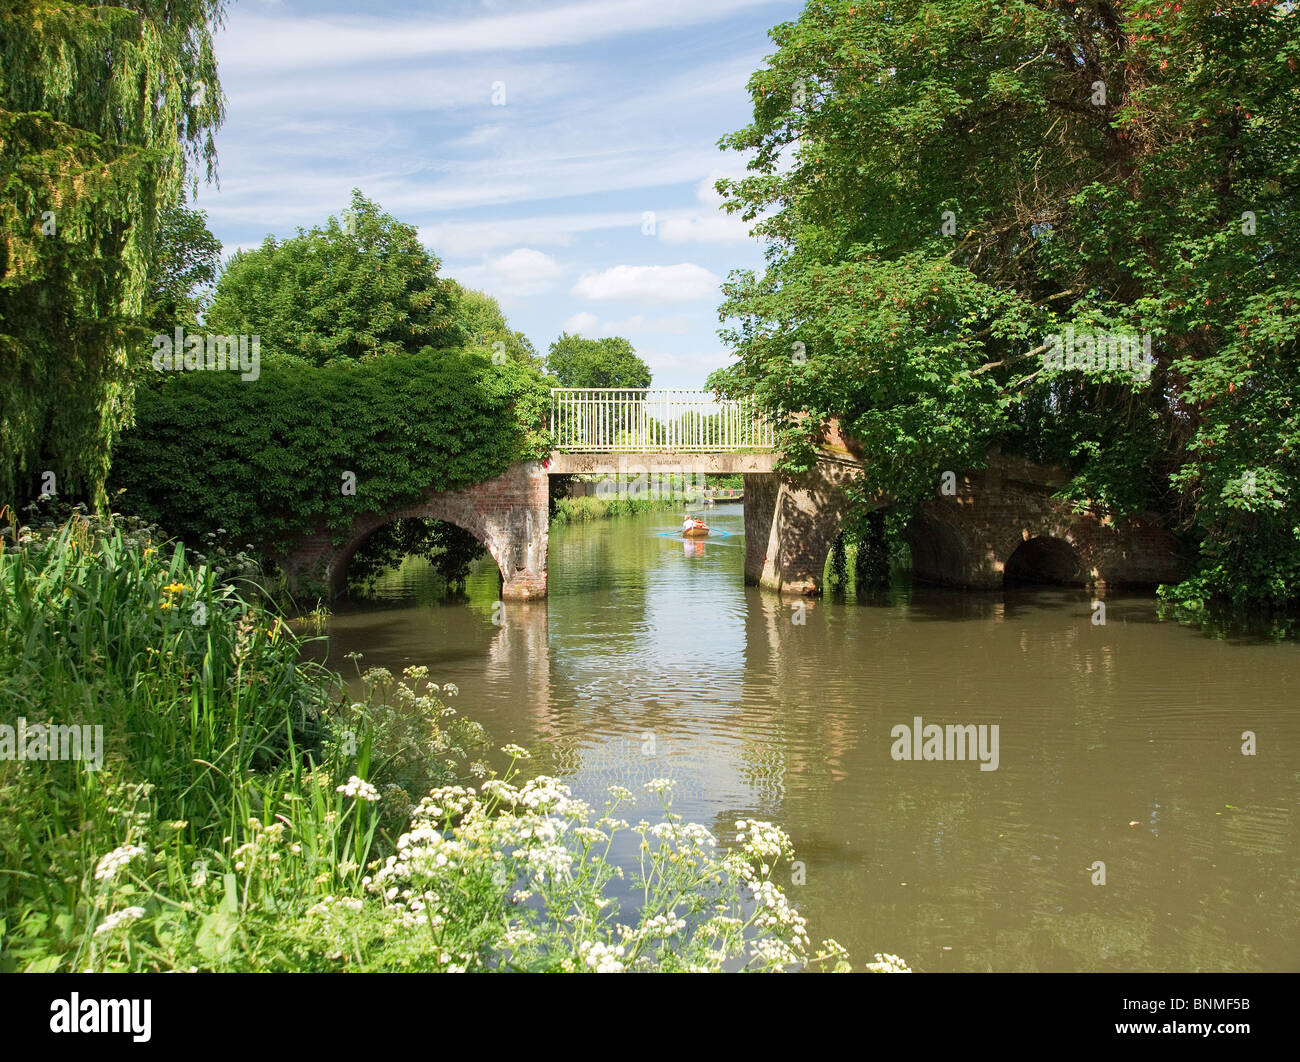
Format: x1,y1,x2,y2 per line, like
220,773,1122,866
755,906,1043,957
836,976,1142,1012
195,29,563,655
571,263,720,302
450,247,563,298
215,1,776,74
223,62,575,115
562,312,601,336
423,211,636,257
560,312,692,338
656,173,754,244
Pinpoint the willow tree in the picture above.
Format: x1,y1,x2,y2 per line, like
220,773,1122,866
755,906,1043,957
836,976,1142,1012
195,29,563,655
712,0,1300,605
0,0,226,509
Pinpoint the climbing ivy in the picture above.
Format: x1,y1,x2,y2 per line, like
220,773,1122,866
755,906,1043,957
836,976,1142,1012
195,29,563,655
109,346,551,560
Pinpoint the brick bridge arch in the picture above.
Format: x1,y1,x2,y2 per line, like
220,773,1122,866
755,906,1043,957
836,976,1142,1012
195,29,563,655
902,455,1181,590
282,461,549,600
281,453,1179,601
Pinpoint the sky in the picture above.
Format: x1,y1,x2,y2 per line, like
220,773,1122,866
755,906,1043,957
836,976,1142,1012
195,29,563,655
193,0,805,388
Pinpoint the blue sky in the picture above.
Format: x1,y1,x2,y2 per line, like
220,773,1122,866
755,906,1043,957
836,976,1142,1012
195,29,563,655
193,0,804,387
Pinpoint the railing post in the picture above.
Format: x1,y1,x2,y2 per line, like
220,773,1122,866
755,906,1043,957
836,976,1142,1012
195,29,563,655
548,387,773,454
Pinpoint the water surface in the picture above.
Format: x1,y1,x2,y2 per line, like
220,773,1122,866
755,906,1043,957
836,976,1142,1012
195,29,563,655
313,504,1300,971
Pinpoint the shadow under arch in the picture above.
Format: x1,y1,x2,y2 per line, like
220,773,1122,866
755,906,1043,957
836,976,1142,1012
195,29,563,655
903,512,971,587
330,512,507,599
1003,535,1084,587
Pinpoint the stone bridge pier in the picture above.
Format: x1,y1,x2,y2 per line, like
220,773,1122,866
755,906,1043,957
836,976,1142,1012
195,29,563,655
743,458,872,595
282,461,549,600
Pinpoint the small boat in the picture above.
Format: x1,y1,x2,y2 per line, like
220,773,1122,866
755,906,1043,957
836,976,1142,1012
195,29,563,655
682,524,711,538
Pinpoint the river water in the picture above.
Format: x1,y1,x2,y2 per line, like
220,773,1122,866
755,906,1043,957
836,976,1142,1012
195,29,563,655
312,503,1300,971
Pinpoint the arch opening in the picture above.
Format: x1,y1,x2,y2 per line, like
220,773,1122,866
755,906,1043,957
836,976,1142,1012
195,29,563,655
822,509,897,596
335,516,498,599
903,513,968,587
1003,536,1082,587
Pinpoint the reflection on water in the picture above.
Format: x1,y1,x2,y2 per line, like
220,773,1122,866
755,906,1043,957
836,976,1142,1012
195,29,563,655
311,503,1300,971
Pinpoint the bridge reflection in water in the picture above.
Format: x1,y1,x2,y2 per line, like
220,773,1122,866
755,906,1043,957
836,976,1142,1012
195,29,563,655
317,505,1300,972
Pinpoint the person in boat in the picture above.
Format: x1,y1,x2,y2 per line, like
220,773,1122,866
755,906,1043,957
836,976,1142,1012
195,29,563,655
682,515,707,534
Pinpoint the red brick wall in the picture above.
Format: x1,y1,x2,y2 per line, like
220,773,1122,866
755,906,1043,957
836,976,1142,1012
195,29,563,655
282,461,549,599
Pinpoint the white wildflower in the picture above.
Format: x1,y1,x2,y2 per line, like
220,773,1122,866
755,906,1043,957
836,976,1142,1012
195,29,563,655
93,844,145,883
336,776,381,802
93,906,146,936
576,940,625,973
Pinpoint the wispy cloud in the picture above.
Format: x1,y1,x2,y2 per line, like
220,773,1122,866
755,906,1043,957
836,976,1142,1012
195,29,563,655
451,248,564,297
572,263,721,302
424,211,635,256
561,311,692,337
216,0,779,73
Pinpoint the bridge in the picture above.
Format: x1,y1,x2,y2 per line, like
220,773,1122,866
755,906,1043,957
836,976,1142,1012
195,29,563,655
282,389,1180,600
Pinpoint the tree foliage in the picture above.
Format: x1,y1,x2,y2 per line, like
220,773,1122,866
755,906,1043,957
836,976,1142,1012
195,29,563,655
0,0,226,508
109,347,552,561
145,203,222,334
546,333,652,389
712,0,1300,605
448,283,541,369
205,190,465,366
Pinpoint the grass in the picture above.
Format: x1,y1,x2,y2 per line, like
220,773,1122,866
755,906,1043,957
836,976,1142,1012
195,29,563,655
550,494,683,525
0,506,898,972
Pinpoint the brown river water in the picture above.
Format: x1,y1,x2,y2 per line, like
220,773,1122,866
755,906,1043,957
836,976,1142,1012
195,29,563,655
308,503,1300,971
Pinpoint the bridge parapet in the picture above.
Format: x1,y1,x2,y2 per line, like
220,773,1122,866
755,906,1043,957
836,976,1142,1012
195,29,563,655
550,388,773,453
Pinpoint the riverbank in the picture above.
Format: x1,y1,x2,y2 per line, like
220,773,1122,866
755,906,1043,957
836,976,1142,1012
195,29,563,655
551,494,685,525
0,510,862,972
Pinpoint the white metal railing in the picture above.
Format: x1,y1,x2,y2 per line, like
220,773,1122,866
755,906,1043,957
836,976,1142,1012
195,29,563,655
550,388,774,452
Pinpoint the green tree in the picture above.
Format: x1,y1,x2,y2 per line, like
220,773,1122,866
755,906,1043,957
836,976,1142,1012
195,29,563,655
447,282,541,368
712,0,1299,605
205,190,465,365
145,203,222,335
0,0,226,509
546,333,651,389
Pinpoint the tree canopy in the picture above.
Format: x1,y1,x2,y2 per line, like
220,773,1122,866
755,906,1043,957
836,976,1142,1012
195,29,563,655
711,0,1300,607
546,333,652,389
1,0,226,508
447,283,542,369
145,203,222,335
205,190,465,365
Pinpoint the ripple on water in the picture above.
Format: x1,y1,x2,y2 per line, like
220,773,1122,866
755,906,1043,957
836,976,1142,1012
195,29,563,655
318,509,1300,971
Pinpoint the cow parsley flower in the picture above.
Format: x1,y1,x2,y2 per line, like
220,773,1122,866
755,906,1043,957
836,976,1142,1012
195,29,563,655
93,844,145,882
336,776,380,802
94,906,146,936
